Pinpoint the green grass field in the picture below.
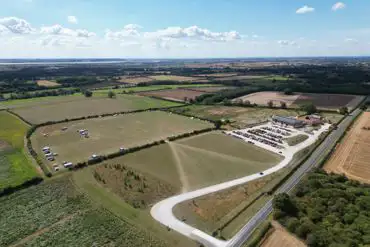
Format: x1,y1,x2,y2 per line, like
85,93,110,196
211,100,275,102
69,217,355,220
31,111,213,167
0,175,192,247
172,105,304,128
94,84,221,94
285,134,309,146
10,94,182,124
104,132,282,191
0,111,38,190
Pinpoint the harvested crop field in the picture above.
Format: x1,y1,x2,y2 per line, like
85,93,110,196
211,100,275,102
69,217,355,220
36,80,61,87
260,222,306,247
171,105,303,128
234,91,365,110
10,94,181,124
31,111,212,166
118,76,154,84
324,112,370,183
137,89,205,102
149,75,199,82
234,91,300,107
105,132,282,192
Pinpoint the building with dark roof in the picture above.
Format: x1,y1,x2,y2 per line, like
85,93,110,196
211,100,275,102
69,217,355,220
272,115,305,128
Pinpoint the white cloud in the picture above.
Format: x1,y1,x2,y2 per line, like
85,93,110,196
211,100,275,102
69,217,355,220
296,5,315,14
332,2,346,11
40,24,95,38
105,24,142,40
144,25,241,42
278,40,297,46
67,16,78,24
0,17,34,34
345,38,358,43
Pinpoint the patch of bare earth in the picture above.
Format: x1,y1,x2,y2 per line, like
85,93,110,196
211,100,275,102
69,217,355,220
0,140,11,151
260,221,306,247
324,112,370,183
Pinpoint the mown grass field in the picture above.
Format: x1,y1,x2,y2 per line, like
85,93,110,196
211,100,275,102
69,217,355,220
0,111,38,190
104,132,282,192
10,94,182,124
0,175,193,247
31,111,213,166
171,105,304,128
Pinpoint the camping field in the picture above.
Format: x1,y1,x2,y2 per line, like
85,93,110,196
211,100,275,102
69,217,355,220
233,91,365,110
0,111,39,190
9,94,181,124
31,111,213,167
324,112,370,183
0,175,194,247
101,132,282,192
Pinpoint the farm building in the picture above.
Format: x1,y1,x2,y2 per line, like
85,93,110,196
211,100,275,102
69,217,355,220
304,115,323,126
272,116,305,128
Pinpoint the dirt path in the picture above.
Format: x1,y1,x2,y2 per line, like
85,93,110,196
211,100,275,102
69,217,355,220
10,212,81,247
260,221,306,247
168,141,190,193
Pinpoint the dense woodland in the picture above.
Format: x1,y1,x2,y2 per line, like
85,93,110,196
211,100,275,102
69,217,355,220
273,170,370,247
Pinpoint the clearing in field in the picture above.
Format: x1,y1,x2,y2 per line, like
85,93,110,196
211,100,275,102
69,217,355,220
31,111,213,166
0,111,39,190
137,89,205,102
324,112,370,183
11,94,181,124
234,91,365,110
36,80,61,87
104,132,282,192
260,222,306,247
0,175,193,247
171,105,304,128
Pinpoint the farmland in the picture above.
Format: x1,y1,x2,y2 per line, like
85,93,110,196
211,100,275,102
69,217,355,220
36,80,61,87
137,88,206,102
171,105,304,128
117,75,204,84
260,222,306,247
0,111,38,190
234,91,365,110
0,175,191,247
324,112,370,183
103,132,282,192
10,94,181,124
31,111,213,166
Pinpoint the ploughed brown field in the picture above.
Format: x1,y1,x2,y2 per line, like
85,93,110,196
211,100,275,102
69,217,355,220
324,112,370,183
137,89,205,102
233,91,364,110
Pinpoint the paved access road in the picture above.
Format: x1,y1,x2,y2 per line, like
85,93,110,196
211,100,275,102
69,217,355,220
227,108,363,247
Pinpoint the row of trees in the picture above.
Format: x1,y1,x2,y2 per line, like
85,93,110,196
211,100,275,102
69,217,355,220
273,170,370,247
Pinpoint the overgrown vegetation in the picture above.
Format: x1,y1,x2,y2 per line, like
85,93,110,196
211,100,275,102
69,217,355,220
0,111,40,194
0,176,168,247
273,170,370,247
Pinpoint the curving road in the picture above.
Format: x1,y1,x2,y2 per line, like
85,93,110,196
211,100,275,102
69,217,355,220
151,123,331,247
226,108,362,247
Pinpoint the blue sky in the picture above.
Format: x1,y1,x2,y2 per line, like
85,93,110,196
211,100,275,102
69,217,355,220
0,0,369,58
